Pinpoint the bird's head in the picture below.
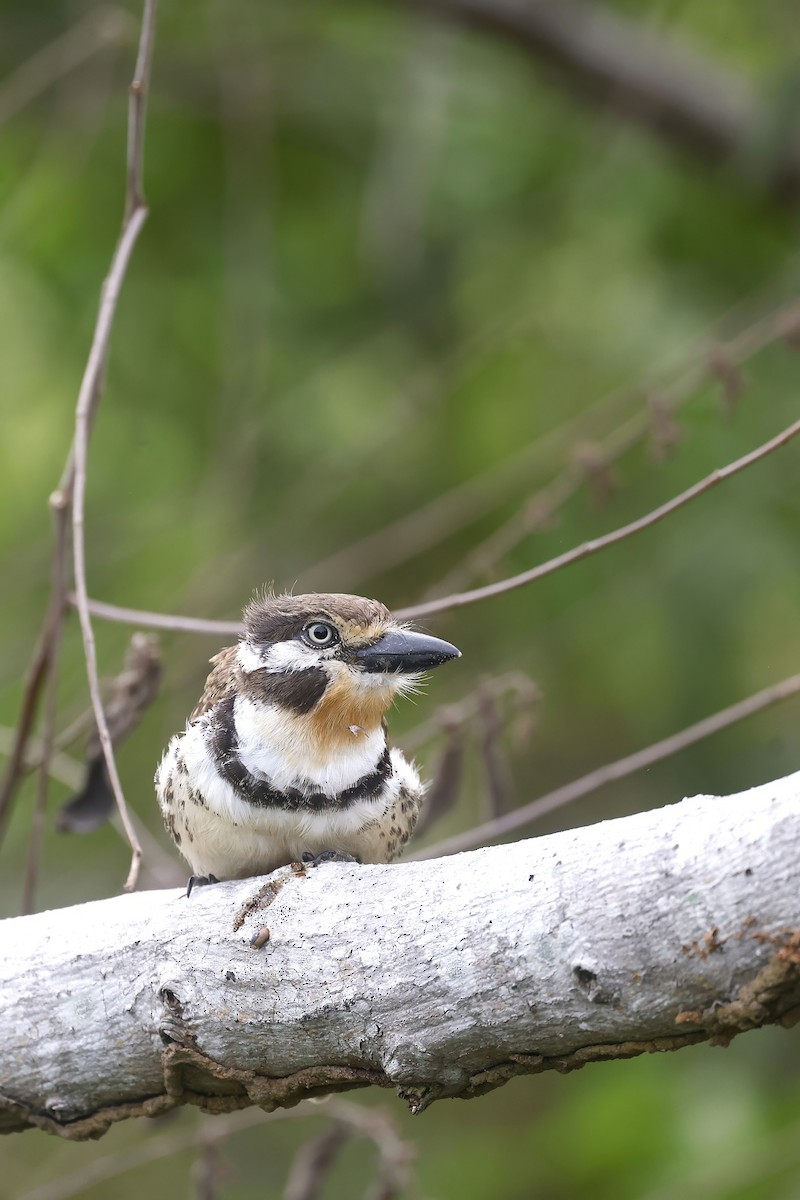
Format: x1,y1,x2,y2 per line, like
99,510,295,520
236,591,460,742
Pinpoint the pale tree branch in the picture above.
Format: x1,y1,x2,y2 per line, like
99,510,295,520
1,772,799,1139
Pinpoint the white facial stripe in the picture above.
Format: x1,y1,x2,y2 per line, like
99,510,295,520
261,640,323,673
237,643,265,674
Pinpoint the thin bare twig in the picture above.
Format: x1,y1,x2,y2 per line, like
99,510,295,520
0,0,158,874
477,684,515,817
303,396,623,589
433,343,765,599
401,669,539,754
396,416,800,620
71,0,158,892
69,254,148,887
68,408,799,637
0,732,184,889
303,281,800,595
0,492,79,855
22,495,72,914
398,0,800,200
0,629,55,844
44,708,99,755
1,698,109,784
67,295,800,639
325,1099,414,1200
283,1125,349,1200
414,670,800,859
411,716,465,839
0,731,83,790
110,810,183,888
0,6,132,128
65,409,797,659
72,595,242,636
125,0,156,218
16,1100,413,1200
0,450,108,855
191,1132,229,1200
426,409,642,598
16,1109,270,1200
406,672,538,837
0,731,178,882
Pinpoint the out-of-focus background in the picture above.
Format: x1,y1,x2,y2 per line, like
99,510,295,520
2,1,800,1196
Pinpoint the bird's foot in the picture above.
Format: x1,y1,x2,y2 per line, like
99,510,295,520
301,850,361,867
186,873,219,898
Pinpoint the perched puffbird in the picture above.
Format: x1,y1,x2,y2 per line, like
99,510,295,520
155,591,460,886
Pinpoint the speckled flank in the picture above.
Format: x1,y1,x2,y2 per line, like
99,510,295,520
380,784,420,861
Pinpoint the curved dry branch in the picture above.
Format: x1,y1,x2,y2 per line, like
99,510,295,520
398,0,800,200
70,412,800,632
0,0,159,890
1,771,799,1140
398,416,800,620
70,0,158,892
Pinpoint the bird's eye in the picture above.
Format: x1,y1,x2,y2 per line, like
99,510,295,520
303,621,339,648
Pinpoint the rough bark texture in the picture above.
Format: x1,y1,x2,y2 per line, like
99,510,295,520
2,772,799,1140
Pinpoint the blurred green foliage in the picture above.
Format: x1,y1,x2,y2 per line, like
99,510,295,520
2,1,800,1197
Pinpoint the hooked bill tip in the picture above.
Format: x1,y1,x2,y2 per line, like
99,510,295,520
355,629,461,674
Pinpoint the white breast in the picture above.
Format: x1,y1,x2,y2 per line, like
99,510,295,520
233,695,388,793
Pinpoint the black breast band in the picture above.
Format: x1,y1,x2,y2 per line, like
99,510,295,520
206,695,393,812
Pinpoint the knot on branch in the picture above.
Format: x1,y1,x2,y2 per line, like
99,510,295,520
705,928,800,1044
571,962,617,1006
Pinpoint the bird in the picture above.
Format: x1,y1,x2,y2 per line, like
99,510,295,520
155,590,460,888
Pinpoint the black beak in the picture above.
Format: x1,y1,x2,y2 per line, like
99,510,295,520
355,629,461,674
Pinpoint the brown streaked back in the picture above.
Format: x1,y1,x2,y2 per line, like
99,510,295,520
191,644,239,720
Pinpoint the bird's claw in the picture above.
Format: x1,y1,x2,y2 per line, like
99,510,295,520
186,873,219,897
